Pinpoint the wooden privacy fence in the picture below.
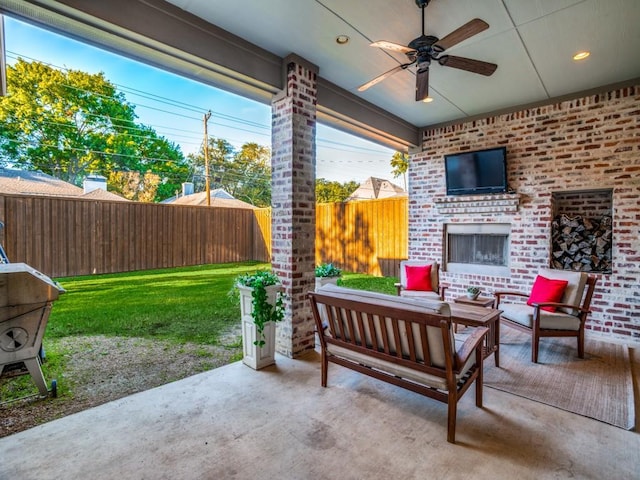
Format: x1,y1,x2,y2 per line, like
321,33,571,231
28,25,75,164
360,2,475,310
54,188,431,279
0,194,407,278
0,194,269,277
315,197,408,277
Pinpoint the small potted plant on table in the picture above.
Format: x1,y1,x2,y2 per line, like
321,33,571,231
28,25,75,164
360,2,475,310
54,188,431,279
314,263,342,291
466,286,481,300
232,270,285,370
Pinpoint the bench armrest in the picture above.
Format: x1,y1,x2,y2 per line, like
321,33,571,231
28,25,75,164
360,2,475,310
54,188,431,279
455,327,488,370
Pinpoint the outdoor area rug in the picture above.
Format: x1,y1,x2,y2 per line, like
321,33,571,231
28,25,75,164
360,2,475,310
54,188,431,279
482,325,635,430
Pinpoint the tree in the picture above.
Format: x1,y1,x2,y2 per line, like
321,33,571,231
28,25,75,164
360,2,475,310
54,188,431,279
0,59,187,201
233,142,271,207
125,125,189,201
187,137,272,207
108,171,161,202
315,178,360,203
390,151,409,190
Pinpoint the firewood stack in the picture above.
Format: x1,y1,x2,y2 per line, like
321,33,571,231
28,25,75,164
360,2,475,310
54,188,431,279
551,214,612,272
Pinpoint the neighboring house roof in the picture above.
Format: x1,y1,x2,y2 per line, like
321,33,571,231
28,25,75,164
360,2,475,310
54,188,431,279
166,189,256,209
347,177,407,201
0,167,129,201
0,167,83,197
80,188,130,202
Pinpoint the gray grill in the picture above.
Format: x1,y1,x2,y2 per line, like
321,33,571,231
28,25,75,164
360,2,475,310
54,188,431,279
0,263,64,396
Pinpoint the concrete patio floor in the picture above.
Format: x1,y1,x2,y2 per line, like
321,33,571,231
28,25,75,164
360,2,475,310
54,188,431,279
1,348,638,480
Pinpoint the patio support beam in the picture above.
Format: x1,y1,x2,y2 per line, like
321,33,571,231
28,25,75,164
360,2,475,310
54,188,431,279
270,54,318,358
0,0,420,150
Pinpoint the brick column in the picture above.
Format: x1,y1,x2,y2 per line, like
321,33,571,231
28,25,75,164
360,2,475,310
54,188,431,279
270,56,317,358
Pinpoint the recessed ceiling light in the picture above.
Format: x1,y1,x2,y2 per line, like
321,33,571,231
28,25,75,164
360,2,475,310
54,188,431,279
336,35,350,45
422,96,434,103
573,51,590,61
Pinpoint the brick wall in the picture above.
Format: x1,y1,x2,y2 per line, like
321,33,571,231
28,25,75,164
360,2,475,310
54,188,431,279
271,60,318,357
552,189,612,218
409,85,640,344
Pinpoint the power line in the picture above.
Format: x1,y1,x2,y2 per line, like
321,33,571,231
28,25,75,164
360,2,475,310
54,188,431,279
1,137,275,186
5,50,394,160
3,51,395,188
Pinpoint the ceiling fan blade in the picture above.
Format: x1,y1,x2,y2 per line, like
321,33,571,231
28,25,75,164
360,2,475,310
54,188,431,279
357,63,413,92
438,55,497,76
435,18,489,51
415,69,429,101
370,40,415,54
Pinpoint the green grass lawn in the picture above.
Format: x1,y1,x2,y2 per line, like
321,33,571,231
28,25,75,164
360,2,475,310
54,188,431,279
47,263,396,343
47,261,271,344
1,262,396,403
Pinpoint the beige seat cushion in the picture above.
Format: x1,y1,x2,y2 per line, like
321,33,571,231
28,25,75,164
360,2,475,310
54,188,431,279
318,283,449,314
327,342,475,392
400,289,442,301
500,303,581,331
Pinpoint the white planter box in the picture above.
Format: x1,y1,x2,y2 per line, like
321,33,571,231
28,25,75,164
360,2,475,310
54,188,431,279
315,276,340,291
238,284,283,370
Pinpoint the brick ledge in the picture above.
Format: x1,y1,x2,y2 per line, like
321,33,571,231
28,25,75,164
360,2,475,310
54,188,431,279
434,193,521,214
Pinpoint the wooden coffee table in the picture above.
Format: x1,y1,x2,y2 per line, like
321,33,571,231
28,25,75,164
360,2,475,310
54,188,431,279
449,303,501,367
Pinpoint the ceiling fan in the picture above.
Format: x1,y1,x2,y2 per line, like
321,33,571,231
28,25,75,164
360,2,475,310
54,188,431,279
358,0,498,101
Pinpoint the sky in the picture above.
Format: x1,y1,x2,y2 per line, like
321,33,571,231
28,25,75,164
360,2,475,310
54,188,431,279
3,16,399,185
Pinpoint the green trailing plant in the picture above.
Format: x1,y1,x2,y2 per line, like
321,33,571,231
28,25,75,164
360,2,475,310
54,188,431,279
315,263,342,278
233,270,285,347
466,286,481,296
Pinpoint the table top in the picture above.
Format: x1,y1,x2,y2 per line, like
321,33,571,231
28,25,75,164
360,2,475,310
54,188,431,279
453,295,495,308
449,302,501,327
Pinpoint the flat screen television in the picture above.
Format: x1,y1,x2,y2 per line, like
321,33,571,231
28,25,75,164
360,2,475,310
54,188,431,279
444,146,508,195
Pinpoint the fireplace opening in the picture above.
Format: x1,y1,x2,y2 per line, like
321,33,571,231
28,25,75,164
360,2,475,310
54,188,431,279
444,224,511,276
448,234,508,266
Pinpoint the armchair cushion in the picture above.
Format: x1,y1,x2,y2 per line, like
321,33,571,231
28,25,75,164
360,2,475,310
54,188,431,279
500,303,582,331
538,268,588,315
404,264,432,291
399,260,440,292
527,275,568,312
399,289,443,301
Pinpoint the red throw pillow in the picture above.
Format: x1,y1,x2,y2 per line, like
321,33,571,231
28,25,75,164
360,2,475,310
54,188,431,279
527,275,568,312
405,264,433,292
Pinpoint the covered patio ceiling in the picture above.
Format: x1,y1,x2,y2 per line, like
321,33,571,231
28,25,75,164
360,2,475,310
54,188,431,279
2,0,640,150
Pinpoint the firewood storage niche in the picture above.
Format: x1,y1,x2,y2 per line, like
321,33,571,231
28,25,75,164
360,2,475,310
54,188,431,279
551,189,612,274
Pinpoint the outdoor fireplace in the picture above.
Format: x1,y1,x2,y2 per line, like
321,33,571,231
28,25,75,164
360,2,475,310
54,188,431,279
444,224,511,276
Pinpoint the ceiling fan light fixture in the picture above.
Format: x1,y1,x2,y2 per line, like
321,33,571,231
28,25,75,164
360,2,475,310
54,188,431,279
422,96,434,103
573,51,590,61
335,35,350,45
361,4,496,100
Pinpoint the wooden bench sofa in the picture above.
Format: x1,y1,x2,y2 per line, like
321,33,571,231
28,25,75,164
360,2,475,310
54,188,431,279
308,284,488,443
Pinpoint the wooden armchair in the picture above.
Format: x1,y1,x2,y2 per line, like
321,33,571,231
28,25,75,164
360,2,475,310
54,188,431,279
494,268,598,363
395,260,447,301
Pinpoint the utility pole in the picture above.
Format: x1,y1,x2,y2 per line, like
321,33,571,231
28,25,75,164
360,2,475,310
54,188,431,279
203,110,212,206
